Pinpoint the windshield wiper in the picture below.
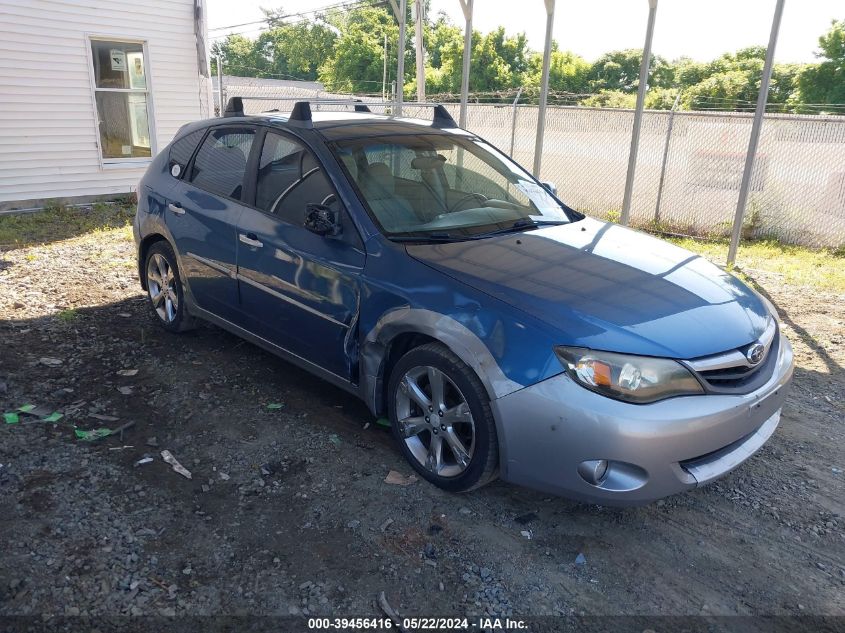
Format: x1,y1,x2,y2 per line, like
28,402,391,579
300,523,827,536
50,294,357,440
388,232,472,243
474,218,568,238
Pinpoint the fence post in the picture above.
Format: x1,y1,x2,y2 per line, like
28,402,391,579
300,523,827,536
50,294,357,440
654,92,680,223
216,56,223,116
727,0,785,267
509,87,523,157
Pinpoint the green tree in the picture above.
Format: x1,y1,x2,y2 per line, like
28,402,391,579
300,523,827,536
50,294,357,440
588,49,672,93
255,18,337,81
211,34,267,77
796,19,845,111
524,47,591,95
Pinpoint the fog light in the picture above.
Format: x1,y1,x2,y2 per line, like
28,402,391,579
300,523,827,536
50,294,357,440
578,459,609,485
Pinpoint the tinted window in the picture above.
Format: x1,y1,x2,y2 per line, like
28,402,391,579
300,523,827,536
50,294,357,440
257,132,337,224
169,129,204,177
189,128,255,200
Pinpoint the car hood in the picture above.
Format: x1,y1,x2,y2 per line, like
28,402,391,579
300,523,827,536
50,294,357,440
406,218,770,359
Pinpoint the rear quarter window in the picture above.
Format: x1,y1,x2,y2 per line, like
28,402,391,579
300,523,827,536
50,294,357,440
168,129,205,178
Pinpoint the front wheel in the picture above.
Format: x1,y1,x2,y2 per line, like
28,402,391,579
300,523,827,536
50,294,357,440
387,343,499,492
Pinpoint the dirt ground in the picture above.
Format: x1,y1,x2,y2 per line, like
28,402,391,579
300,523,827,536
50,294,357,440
0,218,843,626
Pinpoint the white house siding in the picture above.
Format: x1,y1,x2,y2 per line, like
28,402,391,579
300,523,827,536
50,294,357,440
0,0,211,208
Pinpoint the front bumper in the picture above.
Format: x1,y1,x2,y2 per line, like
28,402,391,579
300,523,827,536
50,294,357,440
492,335,794,506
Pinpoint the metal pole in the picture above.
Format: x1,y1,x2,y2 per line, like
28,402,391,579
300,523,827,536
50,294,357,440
727,0,785,267
414,0,425,101
509,87,523,157
383,33,388,101
388,0,406,115
620,0,658,226
532,0,555,177
216,55,223,116
458,0,473,128
654,91,680,223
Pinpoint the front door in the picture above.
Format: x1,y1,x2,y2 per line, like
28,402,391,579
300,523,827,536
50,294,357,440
235,130,366,380
166,126,256,323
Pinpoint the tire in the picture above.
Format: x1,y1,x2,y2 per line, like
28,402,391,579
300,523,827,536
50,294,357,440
144,241,193,333
387,342,499,493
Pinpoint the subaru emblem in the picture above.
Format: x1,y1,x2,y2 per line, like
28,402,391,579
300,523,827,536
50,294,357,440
746,343,765,365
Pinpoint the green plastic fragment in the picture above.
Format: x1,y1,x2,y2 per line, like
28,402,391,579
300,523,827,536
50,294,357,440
4,412,19,425
375,417,391,428
42,412,63,423
17,405,36,413
266,403,284,410
75,428,112,441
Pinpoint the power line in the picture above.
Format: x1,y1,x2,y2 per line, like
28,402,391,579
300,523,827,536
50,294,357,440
209,0,387,33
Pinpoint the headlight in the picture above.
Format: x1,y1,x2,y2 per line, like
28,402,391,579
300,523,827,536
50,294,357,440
554,347,704,404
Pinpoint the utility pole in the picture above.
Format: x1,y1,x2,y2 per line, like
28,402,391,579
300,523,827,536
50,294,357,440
620,0,658,226
414,0,425,101
458,0,473,127
382,33,388,101
727,0,785,267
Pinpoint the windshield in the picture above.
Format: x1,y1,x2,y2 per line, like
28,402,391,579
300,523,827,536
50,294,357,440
331,133,578,239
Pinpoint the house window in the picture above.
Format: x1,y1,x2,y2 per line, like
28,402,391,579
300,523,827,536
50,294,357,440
89,39,153,160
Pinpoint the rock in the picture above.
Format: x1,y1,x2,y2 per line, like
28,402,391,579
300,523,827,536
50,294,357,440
459,507,472,515
182,566,192,575
146,437,158,447
347,520,360,530
480,567,492,580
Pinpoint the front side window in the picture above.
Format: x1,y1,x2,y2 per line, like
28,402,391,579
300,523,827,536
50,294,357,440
189,128,255,200
256,132,337,224
90,40,152,160
332,134,575,238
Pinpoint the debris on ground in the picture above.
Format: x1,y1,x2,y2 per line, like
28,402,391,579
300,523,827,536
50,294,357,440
575,553,587,566
117,386,134,395
520,530,532,540
328,434,341,446
135,457,154,466
161,450,192,479
74,428,113,442
375,417,391,428
384,470,417,486
266,403,284,410
116,369,139,377
89,413,119,422
377,591,409,633
38,357,63,367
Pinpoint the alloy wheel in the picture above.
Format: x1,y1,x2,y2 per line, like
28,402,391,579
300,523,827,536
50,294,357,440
146,253,178,323
395,365,476,477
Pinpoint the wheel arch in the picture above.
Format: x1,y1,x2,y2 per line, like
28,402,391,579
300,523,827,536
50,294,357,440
137,233,170,291
359,308,524,417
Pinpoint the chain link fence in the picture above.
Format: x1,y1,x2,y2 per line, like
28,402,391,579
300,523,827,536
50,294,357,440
218,76,845,249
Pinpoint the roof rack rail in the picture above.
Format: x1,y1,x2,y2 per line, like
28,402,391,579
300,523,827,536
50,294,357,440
223,97,460,130
224,96,371,120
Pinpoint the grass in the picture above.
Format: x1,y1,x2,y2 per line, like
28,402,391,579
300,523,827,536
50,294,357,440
56,308,80,322
667,237,845,293
0,202,134,247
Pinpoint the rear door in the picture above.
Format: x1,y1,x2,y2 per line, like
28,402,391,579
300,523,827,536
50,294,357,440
166,126,257,323
235,129,365,380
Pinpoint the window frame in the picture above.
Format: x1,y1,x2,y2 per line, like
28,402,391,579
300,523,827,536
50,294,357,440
85,34,157,168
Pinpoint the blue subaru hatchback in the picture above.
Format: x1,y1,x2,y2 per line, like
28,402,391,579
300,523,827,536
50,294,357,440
134,99,793,505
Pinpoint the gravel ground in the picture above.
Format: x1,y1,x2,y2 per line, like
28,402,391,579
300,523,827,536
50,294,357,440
0,222,843,623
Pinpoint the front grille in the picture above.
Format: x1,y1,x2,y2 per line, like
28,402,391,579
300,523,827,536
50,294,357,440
684,320,778,394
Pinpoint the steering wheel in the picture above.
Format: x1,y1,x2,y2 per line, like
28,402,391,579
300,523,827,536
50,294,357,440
445,192,488,214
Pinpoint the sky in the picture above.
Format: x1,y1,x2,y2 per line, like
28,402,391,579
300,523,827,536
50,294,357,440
206,0,843,64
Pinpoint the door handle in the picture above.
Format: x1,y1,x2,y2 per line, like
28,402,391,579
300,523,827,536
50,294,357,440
239,233,263,248
168,203,185,215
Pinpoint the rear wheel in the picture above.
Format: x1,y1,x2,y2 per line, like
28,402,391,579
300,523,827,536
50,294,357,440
144,241,193,332
388,342,498,492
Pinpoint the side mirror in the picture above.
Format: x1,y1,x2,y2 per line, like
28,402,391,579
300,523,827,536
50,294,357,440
304,203,342,237
541,181,557,196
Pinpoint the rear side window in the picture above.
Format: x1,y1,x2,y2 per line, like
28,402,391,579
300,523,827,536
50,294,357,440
168,129,204,178
189,128,255,200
